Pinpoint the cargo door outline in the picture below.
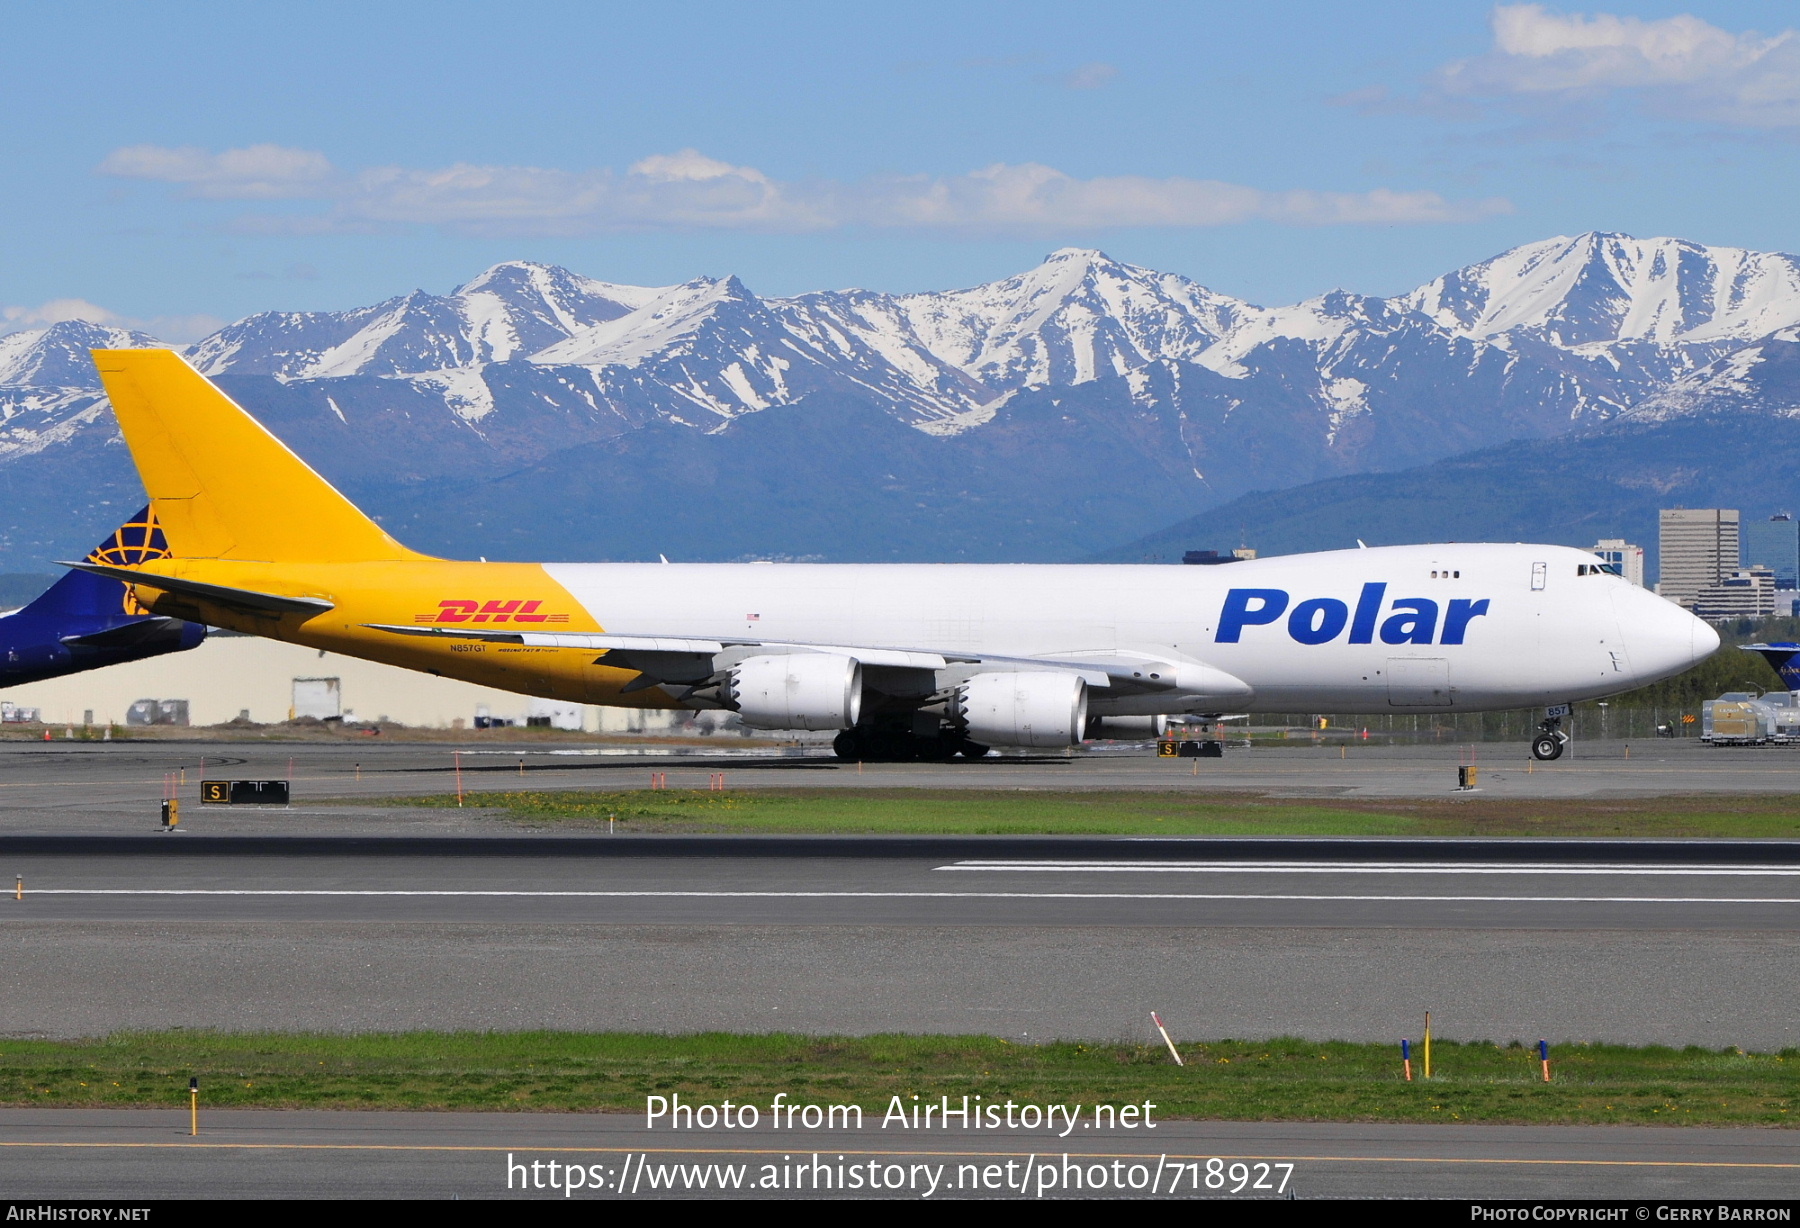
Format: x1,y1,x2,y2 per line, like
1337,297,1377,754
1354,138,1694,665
1387,657,1451,707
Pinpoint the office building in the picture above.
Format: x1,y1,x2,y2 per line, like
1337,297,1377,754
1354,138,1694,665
1658,508,1740,609
1591,539,1645,587
1742,513,1800,590
1693,566,1778,620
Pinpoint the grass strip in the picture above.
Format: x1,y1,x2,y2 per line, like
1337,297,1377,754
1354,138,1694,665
372,787,1800,838
1,1032,1795,1126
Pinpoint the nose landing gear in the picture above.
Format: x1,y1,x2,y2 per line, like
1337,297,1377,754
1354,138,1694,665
1531,708,1571,761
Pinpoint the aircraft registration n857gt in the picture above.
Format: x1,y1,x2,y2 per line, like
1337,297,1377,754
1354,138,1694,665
75,349,1718,761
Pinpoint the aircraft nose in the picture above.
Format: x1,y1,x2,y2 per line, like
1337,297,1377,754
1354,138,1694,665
1690,611,1721,664
1616,587,1719,685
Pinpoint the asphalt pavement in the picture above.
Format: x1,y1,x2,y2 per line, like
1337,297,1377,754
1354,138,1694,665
3,836,1797,1046
3,735,1798,1201
3,1109,1797,1200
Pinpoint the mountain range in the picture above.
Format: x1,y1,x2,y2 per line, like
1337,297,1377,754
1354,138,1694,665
5,231,1800,570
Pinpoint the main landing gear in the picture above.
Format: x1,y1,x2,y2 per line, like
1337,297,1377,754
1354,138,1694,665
1531,712,1570,761
832,724,990,763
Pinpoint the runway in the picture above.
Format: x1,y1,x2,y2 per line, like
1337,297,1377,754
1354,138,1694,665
2,1109,1797,1200
4,835,1797,1046
9,838,1800,929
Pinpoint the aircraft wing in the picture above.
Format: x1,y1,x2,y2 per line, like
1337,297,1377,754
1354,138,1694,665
361,623,1246,697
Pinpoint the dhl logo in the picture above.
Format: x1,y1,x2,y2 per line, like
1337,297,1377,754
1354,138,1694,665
414,600,571,625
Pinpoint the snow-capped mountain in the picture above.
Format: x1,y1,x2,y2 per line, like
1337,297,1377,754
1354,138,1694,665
185,261,667,380
165,234,1800,444
1404,232,1800,350
7,231,1800,569
1620,327,1800,423
0,319,165,387
794,248,1246,396
0,321,162,477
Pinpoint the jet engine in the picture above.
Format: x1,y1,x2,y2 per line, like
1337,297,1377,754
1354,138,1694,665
730,653,863,730
955,670,1088,748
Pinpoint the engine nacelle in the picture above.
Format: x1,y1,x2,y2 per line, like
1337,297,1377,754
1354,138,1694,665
730,653,863,731
955,670,1089,748
1085,715,1168,740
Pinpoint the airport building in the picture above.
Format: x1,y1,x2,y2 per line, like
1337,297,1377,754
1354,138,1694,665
0,632,693,733
1657,508,1740,609
1591,539,1645,587
1743,513,1800,591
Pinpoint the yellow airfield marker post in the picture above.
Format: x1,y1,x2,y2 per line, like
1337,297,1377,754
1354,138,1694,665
1423,1012,1433,1079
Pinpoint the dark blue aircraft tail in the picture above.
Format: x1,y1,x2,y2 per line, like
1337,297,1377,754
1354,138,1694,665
18,508,170,619
1744,642,1800,691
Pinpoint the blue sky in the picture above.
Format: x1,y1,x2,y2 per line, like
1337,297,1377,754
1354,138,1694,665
4,0,1799,338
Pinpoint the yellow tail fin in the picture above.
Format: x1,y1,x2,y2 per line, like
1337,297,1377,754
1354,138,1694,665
92,349,428,563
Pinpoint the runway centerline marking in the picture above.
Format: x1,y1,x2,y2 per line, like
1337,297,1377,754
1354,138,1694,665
939,861,1800,877
18,888,1799,904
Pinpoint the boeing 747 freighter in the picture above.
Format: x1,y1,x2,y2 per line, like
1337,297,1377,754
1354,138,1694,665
70,349,1717,760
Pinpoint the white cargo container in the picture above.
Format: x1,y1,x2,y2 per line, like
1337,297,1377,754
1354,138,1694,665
291,677,342,721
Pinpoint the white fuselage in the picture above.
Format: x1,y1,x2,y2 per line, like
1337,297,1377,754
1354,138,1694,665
545,542,1718,715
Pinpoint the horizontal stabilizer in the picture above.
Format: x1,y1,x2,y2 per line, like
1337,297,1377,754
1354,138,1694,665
59,562,333,618
59,617,191,650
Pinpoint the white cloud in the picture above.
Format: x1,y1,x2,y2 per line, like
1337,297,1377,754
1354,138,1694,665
99,143,1511,236
0,299,224,343
1,299,123,329
628,149,769,183
97,143,339,199
1064,62,1119,90
1437,4,1800,126
848,163,1508,229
